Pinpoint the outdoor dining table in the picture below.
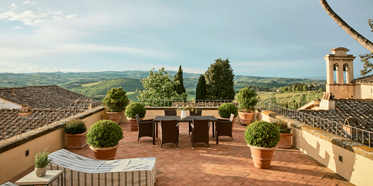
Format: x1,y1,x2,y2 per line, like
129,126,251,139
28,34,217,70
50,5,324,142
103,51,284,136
152,116,218,145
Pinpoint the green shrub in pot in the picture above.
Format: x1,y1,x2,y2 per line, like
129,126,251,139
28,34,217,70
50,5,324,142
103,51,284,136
218,103,238,118
244,121,280,148
125,103,146,118
64,119,87,134
102,87,129,112
86,120,124,148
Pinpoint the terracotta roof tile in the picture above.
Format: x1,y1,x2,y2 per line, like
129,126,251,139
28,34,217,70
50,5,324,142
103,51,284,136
351,74,373,84
0,85,101,110
0,108,84,141
300,99,373,131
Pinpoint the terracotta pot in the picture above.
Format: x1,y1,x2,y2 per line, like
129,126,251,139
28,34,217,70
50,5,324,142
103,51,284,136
127,117,141,131
239,111,254,125
278,133,292,149
249,145,277,169
106,111,123,124
90,145,119,160
35,167,47,177
66,132,87,149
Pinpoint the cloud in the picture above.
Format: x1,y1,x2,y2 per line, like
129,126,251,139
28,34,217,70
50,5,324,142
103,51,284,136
10,3,17,10
66,14,77,19
0,62,81,73
14,26,22,29
23,1,36,4
48,11,63,15
0,10,48,25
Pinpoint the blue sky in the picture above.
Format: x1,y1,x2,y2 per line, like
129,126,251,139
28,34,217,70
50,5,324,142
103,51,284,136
0,0,372,78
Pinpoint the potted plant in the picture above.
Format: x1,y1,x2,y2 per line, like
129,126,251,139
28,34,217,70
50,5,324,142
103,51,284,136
102,87,129,124
273,120,292,149
125,102,146,131
35,149,51,177
245,121,280,169
177,105,196,118
218,103,238,127
86,120,124,160
236,87,258,125
64,119,87,149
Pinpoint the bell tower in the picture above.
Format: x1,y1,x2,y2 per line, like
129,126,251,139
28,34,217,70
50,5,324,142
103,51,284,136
324,47,355,99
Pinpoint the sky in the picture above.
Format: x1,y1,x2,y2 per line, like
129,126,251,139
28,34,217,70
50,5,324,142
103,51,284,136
0,0,372,78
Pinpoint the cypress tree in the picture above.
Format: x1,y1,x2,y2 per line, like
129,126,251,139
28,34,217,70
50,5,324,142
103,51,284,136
204,58,235,100
173,65,186,95
196,75,207,100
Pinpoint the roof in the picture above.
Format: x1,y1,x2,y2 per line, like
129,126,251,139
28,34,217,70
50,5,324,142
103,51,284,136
0,108,84,141
351,74,373,84
0,85,101,110
300,99,373,131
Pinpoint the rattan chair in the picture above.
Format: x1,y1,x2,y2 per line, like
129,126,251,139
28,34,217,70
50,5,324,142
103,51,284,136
136,114,153,142
216,113,234,144
191,119,210,149
188,110,202,135
160,120,179,149
164,109,177,116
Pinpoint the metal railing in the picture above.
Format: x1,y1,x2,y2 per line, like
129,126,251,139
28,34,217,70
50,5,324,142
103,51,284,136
257,101,373,147
138,99,237,108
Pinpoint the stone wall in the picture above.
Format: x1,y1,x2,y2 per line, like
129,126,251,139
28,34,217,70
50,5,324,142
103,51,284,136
256,108,373,186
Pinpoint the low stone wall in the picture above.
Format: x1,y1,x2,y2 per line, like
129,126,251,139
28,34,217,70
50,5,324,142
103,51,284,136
0,106,106,184
256,108,373,186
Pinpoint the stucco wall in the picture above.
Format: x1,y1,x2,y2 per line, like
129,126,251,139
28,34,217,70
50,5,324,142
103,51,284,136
0,107,105,184
0,98,21,109
326,84,355,99
256,109,373,186
359,84,373,99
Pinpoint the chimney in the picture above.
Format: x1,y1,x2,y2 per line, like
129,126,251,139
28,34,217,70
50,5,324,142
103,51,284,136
19,104,32,117
11,90,16,95
319,92,335,110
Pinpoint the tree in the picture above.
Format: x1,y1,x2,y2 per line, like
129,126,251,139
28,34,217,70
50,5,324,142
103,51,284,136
302,85,307,91
204,58,235,100
137,68,187,106
320,0,373,76
173,65,186,95
195,75,207,100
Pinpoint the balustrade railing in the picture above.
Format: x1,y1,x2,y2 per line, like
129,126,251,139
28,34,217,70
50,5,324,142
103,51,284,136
256,101,373,147
138,99,237,108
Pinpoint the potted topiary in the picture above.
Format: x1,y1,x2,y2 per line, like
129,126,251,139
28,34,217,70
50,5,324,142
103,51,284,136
86,120,124,160
65,119,87,149
245,121,280,169
236,87,258,125
102,87,129,124
273,120,292,149
125,102,146,131
35,149,51,177
218,103,238,127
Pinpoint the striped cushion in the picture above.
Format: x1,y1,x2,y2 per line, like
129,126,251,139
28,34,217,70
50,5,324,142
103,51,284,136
48,149,156,186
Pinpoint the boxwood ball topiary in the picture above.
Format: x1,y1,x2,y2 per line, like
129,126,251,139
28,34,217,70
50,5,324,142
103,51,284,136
218,103,238,118
86,120,124,148
102,87,129,112
64,119,87,134
125,102,146,118
245,121,280,148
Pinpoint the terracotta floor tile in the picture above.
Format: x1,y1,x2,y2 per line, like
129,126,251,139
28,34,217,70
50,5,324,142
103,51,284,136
57,122,354,186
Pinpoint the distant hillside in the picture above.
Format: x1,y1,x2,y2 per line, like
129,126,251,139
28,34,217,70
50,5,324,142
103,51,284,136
0,71,326,101
60,78,143,100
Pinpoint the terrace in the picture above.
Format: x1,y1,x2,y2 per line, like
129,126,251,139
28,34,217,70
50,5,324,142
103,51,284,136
1,104,360,186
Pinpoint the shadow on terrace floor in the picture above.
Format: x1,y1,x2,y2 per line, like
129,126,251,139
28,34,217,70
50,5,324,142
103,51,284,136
64,122,353,186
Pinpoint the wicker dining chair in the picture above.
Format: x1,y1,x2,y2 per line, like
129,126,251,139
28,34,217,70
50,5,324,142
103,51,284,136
216,113,234,144
136,114,153,142
160,120,179,149
164,109,177,116
188,110,202,135
191,119,210,149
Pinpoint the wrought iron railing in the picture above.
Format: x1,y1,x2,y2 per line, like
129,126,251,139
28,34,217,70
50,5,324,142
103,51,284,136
138,99,237,108
257,101,373,147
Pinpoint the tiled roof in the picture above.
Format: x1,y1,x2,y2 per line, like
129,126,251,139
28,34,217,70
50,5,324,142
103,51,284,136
300,99,373,131
0,108,84,141
0,85,101,110
351,74,373,84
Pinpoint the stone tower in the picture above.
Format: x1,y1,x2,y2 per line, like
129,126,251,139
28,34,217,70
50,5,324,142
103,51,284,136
324,47,355,99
